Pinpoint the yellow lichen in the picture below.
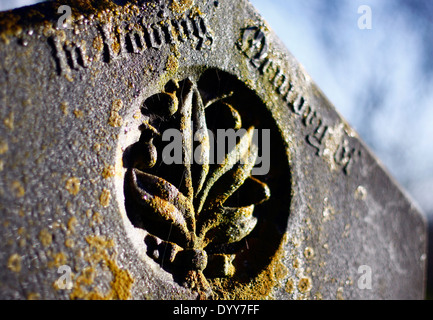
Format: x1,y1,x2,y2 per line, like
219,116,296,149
4,112,14,130
49,252,68,268
0,140,8,154
303,247,315,260
59,102,68,115
27,293,41,300
112,41,121,55
65,73,74,82
70,235,134,300
336,287,344,300
112,99,123,112
65,238,75,248
93,143,101,153
67,217,78,233
93,35,104,51
285,278,295,294
92,211,103,224
39,228,52,247
19,238,26,248
65,177,80,195
99,189,111,207
108,111,123,127
189,6,203,18
133,110,141,120
209,233,289,300
292,257,301,269
18,227,26,247
7,253,21,272
73,109,84,118
170,0,193,14
273,260,289,282
102,165,115,179
165,54,179,73
297,277,312,294
11,180,25,198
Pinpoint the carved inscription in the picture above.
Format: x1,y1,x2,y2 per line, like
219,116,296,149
237,26,361,175
49,37,89,74
49,10,213,75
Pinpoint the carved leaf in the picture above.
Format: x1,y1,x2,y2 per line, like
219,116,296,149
124,77,272,291
191,88,210,196
194,126,256,214
198,205,256,247
127,168,195,247
200,136,258,210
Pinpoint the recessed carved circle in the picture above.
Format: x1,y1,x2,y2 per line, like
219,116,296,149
122,69,291,298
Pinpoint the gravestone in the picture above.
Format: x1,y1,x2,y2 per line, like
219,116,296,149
0,0,427,300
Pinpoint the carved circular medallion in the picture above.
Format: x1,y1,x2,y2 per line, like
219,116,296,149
118,68,291,298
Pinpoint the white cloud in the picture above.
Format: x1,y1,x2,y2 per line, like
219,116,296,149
0,0,45,11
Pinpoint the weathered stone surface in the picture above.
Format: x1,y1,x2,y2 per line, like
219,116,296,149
0,0,427,300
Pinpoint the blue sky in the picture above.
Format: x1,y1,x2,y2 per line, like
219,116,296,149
0,0,41,10
250,0,433,218
1,0,432,218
